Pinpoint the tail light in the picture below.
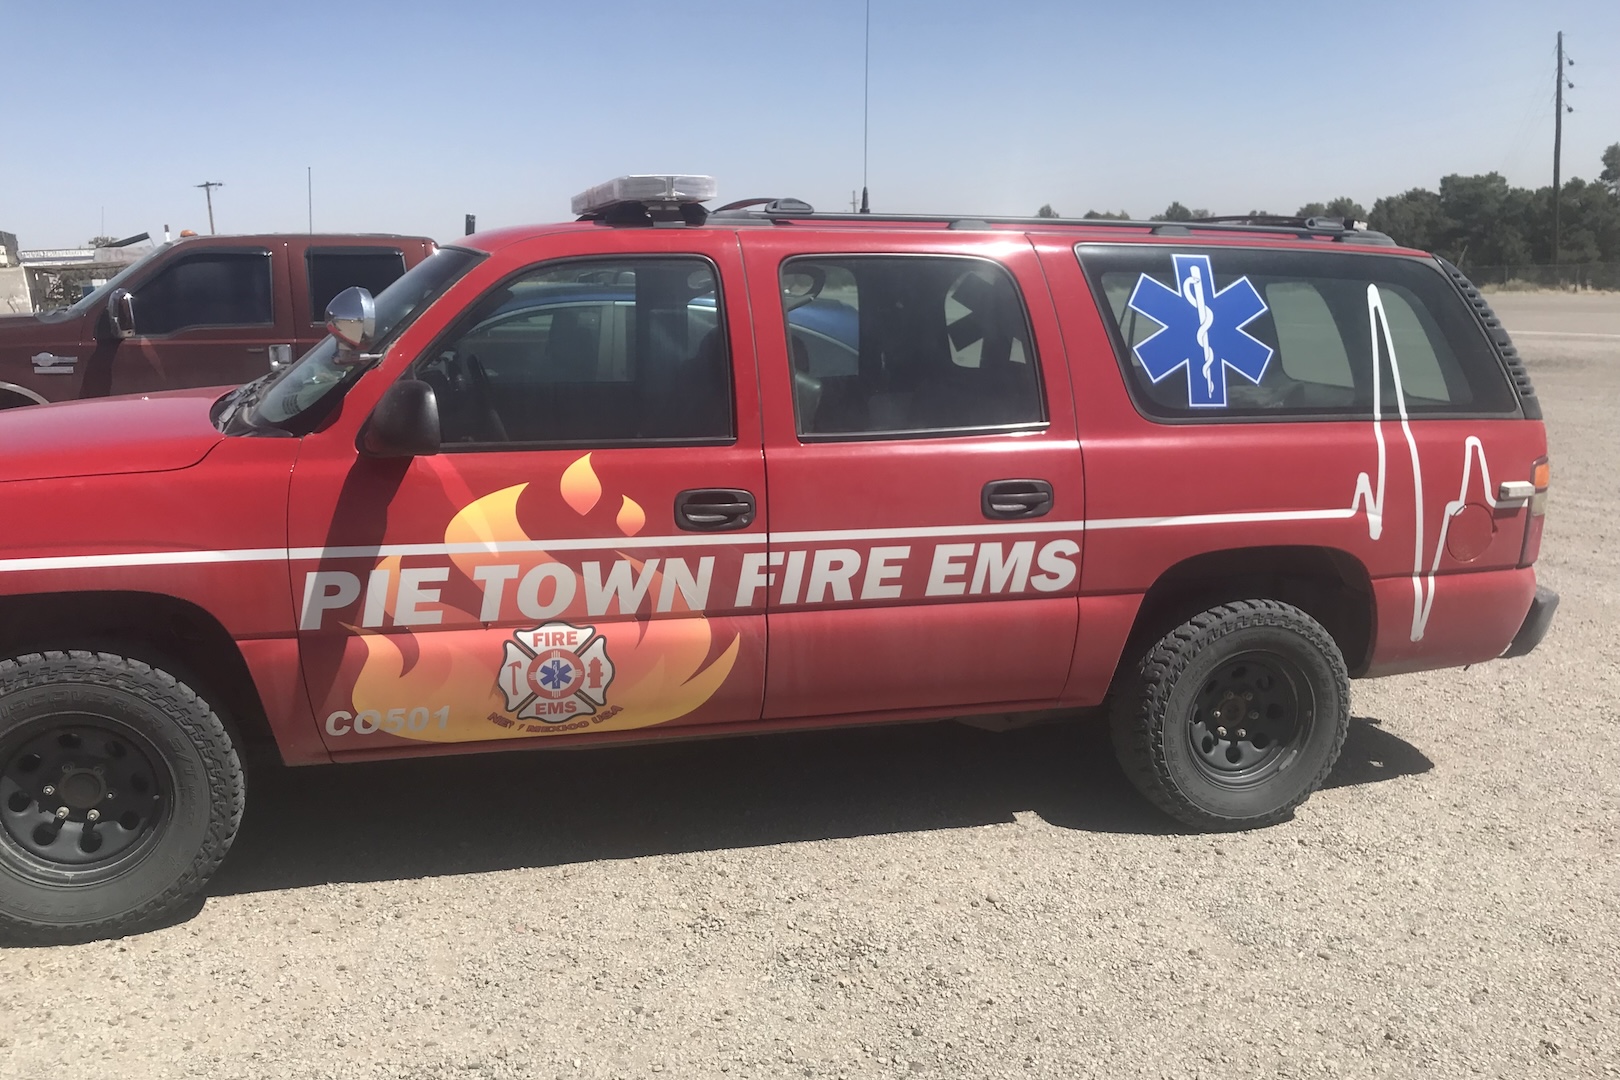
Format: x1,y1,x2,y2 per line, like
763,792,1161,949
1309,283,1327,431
1519,456,1550,567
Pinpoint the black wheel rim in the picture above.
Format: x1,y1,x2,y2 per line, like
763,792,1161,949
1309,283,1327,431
0,716,172,885
1187,651,1315,787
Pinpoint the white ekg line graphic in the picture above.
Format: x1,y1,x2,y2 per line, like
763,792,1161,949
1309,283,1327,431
1352,284,1506,642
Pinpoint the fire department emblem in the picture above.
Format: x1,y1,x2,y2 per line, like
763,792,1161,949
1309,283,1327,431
499,622,614,723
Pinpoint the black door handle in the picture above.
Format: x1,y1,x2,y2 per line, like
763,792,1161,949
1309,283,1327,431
982,479,1053,520
675,488,757,531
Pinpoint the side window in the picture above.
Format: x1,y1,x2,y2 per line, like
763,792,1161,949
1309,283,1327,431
1268,282,1354,391
132,252,272,335
414,257,733,447
1377,287,1452,403
307,250,407,321
780,256,1045,439
1079,245,1516,419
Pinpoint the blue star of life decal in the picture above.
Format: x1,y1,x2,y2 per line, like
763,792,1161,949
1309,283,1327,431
1125,254,1273,408
538,659,573,690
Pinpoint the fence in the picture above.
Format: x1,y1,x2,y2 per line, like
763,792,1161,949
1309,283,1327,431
1465,263,1620,291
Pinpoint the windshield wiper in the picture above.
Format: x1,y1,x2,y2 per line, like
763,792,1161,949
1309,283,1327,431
217,371,284,435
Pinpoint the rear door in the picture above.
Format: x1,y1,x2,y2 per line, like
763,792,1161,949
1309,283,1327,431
291,228,770,753
741,230,1085,721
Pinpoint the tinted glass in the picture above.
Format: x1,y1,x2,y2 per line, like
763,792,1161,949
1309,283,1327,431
780,256,1045,439
247,247,483,431
307,250,407,321
1081,245,1518,419
133,251,273,335
415,258,733,446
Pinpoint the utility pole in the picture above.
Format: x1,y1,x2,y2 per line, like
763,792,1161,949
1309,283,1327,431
1553,32,1564,266
1552,32,1575,266
196,181,224,235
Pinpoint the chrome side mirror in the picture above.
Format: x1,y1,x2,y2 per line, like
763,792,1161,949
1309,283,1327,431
325,286,376,354
107,288,136,339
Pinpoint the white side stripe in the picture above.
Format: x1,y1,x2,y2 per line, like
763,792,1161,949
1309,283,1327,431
0,548,290,574
1085,508,1357,531
0,506,1389,575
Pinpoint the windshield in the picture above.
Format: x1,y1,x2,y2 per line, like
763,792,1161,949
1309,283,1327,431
245,246,483,432
40,243,176,322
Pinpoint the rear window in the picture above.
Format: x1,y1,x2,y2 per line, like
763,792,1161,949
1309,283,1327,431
1080,245,1519,420
307,249,408,322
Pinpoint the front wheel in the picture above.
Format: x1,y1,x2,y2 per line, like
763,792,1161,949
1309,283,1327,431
0,651,244,942
1110,600,1350,830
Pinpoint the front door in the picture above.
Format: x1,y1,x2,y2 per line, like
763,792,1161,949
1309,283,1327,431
93,245,293,397
741,231,1086,721
290,240,769,752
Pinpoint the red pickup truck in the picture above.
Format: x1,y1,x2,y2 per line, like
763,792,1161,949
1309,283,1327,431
0,233,434,407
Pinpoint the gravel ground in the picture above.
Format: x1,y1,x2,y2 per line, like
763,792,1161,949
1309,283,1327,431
2,294,1617,1080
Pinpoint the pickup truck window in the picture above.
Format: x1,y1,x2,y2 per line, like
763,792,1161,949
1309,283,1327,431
780,256,1045,440
414,257,733,447
133,251,273,336
307,250,408,324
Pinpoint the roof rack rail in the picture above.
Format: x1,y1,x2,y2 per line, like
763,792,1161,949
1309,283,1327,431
703,205,1397,245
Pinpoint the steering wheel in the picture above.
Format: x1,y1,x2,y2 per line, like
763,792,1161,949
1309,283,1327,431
460,353,509,443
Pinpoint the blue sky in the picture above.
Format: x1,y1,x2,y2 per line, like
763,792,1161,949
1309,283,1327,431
4,0,1618,247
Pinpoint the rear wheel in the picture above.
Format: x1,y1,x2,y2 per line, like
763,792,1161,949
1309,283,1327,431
0,651,243,942
1110,600,1349,829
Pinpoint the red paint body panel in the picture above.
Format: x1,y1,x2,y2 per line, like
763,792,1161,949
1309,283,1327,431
1363,568,1536,677
0,387,225,483
237,637,327,765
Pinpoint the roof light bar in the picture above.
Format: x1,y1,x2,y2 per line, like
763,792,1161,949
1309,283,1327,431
571,175,718,217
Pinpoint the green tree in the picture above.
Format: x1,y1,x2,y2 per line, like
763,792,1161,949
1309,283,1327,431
1601,142,1620,195
1150,202,1209,222
1554,177,1620,263
1035,204,1059,218
87,235,119,248
1368,188,1450,253
1082,209,1131,220
1297,198,1366,221
1437,173,1531,266
1324,197,1366,221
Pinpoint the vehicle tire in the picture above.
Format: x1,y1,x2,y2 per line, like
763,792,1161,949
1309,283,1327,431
0,651,244,942
1109,600,1349,830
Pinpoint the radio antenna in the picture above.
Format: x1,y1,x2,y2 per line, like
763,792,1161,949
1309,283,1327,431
860,0,871,213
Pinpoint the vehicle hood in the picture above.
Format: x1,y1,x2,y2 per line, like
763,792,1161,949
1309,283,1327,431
0,387,228,484
0,309,82,340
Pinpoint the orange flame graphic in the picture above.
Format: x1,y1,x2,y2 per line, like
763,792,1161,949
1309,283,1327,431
345,455,738,743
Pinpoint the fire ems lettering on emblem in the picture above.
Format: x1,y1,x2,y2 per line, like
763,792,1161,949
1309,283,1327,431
500,622,614,722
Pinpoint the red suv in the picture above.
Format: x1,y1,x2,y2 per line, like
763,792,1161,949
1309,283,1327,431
0,176,1555,939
